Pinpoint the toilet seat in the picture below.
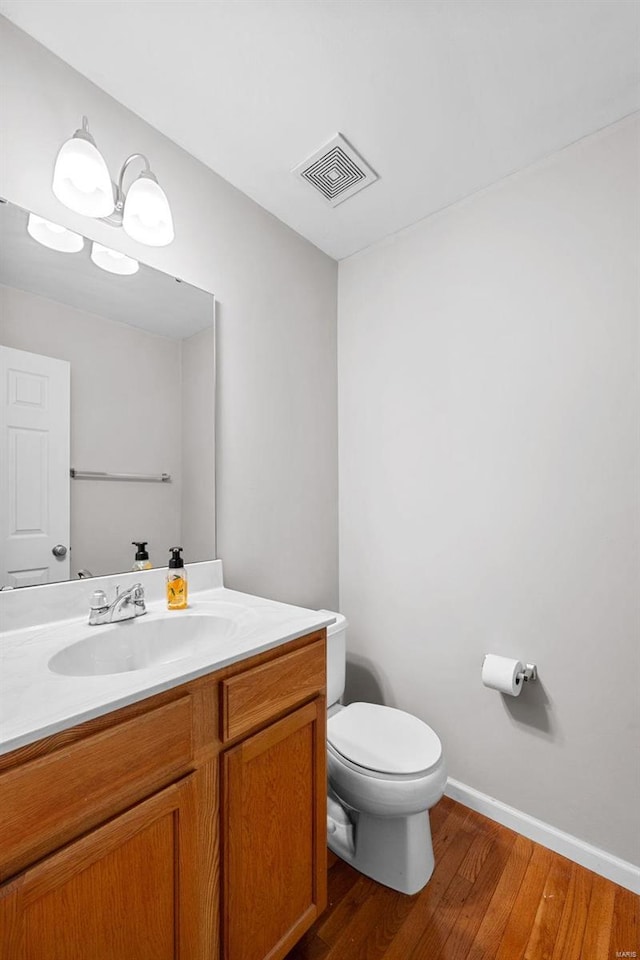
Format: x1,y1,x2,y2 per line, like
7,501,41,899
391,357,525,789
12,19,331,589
327,741,438,783
327,702,442,777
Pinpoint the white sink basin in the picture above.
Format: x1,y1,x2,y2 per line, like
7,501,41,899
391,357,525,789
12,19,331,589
48,608,250,677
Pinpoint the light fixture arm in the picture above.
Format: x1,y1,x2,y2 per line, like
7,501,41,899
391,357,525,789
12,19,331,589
101,153,156,228
115,154,154,208
74,115,93,143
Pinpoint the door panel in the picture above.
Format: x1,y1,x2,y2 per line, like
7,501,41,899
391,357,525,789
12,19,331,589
0,775,204,960
0,346,70,586
24,814,175,960
222,700,327,960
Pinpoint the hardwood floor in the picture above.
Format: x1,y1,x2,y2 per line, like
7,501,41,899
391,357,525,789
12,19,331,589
285,796,639,960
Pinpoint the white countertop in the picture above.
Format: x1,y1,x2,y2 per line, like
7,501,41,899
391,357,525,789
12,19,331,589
0,585,334,757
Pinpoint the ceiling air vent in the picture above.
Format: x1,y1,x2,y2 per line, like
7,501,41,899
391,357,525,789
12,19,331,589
292,134,378,207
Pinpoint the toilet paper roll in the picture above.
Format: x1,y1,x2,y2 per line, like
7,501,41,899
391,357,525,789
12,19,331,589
482,654,524,697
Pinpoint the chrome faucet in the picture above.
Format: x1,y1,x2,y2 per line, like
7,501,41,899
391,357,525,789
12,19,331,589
88,583,147,625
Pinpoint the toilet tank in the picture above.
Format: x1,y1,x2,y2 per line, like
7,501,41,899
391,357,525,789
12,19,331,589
318,610,348,708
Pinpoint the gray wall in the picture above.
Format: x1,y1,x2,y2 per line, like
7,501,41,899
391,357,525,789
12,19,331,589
338,116,640,864
0,17,339,609
181,324,216,564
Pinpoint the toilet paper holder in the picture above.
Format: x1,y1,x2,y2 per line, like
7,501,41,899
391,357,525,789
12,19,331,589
517,664,538,684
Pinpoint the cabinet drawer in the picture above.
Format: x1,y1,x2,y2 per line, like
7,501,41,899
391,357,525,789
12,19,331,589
221,638,325,742
0,696,193,882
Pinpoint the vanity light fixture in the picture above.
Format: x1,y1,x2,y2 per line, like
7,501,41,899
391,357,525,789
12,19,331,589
27,213,84,253
52,116,174,247
90,242,139,275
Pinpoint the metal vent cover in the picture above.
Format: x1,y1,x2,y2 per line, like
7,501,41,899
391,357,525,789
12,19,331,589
292,134,378,207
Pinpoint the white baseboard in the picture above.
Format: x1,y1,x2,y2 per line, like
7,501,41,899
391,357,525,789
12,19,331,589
445,778,640,895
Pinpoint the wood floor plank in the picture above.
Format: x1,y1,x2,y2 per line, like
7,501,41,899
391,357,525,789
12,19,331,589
465,833,534,960
425,832,516,960
407,872,473,960
285,799,638,960
609,884,640,960
580,874,616,960
319,882,417,960
431,800,476,854
549,861,593,960
435,838,515,960
493,844,556,960
522,854,572,960
457,817,504,883
315,873,378,948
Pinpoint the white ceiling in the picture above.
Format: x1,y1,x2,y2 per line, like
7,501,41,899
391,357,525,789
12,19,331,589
1,0,639,261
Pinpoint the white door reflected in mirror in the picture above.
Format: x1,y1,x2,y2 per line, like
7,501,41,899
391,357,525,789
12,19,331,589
0,346,70,586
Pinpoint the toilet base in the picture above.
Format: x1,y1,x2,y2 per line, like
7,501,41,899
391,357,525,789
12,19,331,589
328,808,435,896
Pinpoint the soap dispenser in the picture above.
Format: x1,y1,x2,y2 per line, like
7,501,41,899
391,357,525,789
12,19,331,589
132,541,152,571
167,547,188,610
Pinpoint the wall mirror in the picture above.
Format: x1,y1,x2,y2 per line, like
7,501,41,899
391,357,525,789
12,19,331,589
0,199,215,588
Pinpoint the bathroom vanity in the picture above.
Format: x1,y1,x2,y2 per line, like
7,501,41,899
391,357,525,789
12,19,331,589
0,567,330,960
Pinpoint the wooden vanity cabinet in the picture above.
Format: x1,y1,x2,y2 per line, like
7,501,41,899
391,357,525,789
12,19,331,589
0,629,327,960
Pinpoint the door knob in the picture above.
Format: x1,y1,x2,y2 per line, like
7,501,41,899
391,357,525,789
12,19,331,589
52,544,68,558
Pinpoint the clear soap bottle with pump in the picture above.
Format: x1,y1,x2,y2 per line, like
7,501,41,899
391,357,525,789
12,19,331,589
132,541,152,571
166,547,188,610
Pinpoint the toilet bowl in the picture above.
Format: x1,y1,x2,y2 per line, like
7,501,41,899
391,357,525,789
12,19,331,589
322,612,447,895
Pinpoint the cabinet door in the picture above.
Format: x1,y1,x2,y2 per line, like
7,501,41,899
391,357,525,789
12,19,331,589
0,772,214,960
222,699,327,960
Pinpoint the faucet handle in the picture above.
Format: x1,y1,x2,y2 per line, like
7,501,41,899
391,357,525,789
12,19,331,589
132,582,146,616
89,589,108,611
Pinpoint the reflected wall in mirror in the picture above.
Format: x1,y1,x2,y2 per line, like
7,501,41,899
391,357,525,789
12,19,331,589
0,199,215,587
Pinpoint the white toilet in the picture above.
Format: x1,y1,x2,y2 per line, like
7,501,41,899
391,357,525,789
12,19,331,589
323,612,447,895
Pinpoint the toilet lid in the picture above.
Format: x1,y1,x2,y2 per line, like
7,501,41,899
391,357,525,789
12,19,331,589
327,702,442,776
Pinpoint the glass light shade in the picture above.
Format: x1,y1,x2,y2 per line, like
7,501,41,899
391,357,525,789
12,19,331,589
122,174,174,246
27,214,85,253
91,242,139,275
52,136,115,217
